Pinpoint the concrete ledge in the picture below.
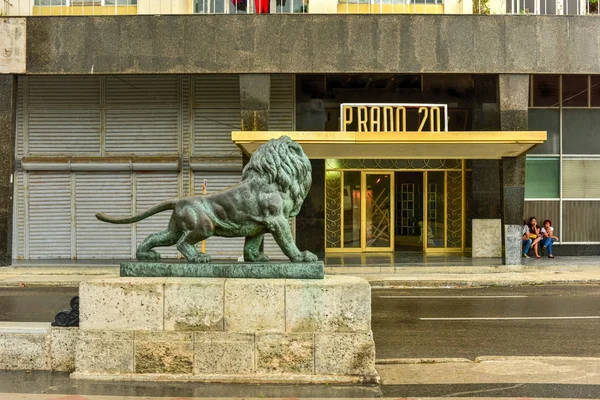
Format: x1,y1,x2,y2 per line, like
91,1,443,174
0,322,77,371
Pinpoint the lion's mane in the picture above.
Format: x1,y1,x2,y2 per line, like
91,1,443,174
242,136,312,206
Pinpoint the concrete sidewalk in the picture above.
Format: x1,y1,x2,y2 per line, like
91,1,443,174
377,356,600,385
0,262,599,287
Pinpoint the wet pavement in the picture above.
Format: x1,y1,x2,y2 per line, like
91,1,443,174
2,285,600,361
0,370,600,398
373,285,600,360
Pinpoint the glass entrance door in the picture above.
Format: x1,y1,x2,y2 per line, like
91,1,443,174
362,172,394,251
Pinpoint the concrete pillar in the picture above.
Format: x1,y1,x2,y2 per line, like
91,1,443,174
239,74,270,132
0,75,17,266
499,74,529,265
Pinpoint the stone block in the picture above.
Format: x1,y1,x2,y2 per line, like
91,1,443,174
79,278,165,330
256,333,314,374
286,276,371,333
504,224,523,266
164,278,224,331
50,327,78,372
315,332,376,377
0,323,50,370
194,332,254,375
224,279,285,332
134,331,193,374
76,330,133,374
472,219,502,258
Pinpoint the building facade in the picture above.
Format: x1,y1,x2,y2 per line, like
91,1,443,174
1,5,600,265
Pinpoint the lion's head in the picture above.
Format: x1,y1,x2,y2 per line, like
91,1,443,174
242,136,312,213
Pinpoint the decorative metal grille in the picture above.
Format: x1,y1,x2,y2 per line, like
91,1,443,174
325,171,342,248
446,171,462,248
326,159,462,170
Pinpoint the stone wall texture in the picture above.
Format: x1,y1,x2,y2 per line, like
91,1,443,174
20,15,600,75
74,276,378,383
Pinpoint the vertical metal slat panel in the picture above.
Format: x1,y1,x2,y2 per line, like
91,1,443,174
13,79,25,259
193,75,241,157
105,75,180,155
28,172,72,259
270,74,295,131
105,109,179,154
563,201,600,242
136,172,179,259
27,76,101,156
181,75,192,195
76,173,133,259
193,171,244,259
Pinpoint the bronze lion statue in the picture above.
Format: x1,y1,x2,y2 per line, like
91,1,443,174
96,136,317,263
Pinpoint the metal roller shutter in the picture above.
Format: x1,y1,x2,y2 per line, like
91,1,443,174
75,172,133,259
105,76,180,155
13,78,26,259
270,75,295,131
265,74,296,260
136,172,180,259
193,75,241,157
193,171,244,259
28,172,72,259
27,76,101,156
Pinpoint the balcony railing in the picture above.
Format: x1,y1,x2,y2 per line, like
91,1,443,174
2,0,599,16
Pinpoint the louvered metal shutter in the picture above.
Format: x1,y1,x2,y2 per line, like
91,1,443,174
193,75,241,157
264,74,295,260
270,75,295,131
28,172,72,259
105,76,180,155
75,172,133,259
13,78,26,259
193,171,244,259
136,172,180,259
181,76,192,195
27,76,101,155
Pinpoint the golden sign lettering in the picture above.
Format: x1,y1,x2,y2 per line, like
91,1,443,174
342,105,441,133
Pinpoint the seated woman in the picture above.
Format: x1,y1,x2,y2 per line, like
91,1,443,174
524,217,542,259
522,221,532,258
541,219,559,258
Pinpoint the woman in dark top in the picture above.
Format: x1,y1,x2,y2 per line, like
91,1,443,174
527,217,542,259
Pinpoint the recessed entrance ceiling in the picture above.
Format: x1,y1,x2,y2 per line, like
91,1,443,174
232,131,547,159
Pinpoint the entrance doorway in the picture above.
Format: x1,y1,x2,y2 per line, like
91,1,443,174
395,172,446,252
326,162,465,254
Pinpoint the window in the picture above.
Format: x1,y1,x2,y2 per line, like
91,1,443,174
562,75,588,107
525,157,559,199
531,75,559,107
563,159,600,198
34,0,67,5
562,109,600,154
528,109,559,155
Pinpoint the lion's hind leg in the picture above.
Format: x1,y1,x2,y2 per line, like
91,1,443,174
177,231,212,263
136,229,180,261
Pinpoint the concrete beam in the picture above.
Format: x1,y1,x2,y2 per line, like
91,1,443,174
21,15,600,75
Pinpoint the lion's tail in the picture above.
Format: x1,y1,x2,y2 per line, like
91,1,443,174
96,199,176,224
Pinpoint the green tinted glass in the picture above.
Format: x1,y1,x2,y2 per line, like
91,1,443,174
525,157,559,199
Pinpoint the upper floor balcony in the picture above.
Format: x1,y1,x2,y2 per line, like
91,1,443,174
3,0,598,15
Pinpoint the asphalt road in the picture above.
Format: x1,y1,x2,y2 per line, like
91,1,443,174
1,285,600,360
372,285,600,360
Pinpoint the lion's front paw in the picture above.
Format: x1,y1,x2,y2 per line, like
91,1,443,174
137,250,161,261
291,250,318,263
190,253,212,263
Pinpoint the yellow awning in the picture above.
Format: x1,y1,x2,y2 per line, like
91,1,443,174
232,131,547,159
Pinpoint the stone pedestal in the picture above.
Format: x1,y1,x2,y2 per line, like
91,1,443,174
72,276,378,384
472,219,502,258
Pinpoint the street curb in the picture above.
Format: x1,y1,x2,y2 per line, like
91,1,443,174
377,358,472,364
368,279,600,288
475,356,600,362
